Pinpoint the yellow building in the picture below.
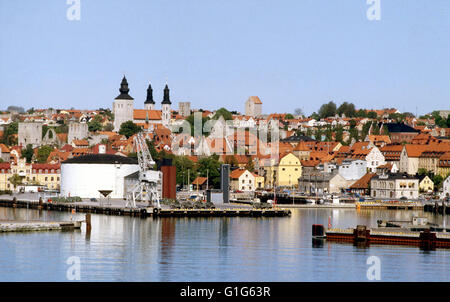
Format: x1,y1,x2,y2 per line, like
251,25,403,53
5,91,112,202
263,153,302,188
418,175,434,193
0,158,60,192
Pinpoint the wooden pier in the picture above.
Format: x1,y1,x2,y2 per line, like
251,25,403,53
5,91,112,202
0,199,291,218
355,201,424,210
157,208,291,217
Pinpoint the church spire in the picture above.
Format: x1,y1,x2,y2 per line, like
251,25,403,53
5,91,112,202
144,83,155,104
162,84,171,105
115,75,133,100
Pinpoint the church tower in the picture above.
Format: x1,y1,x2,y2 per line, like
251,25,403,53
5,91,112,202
144,83,155,110
161,84,172,127
113,76,134,132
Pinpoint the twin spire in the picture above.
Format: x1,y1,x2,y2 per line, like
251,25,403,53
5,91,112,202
115,75,171,105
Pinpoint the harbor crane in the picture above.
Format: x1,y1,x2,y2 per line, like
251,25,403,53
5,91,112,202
125,131,162,209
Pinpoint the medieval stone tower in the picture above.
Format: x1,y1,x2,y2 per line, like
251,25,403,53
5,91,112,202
113,76,134,132
68,122,89,144
18,122,43,148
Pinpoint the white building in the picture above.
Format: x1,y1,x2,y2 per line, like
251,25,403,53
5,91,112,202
338,159,367,181
443,175,450,198
366,146,386,172
370,173,419,199
60,153,139,199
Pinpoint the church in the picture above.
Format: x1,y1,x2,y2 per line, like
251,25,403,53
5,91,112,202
112,76,172,132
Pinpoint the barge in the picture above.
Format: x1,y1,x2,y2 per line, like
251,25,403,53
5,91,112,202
312,223,450,250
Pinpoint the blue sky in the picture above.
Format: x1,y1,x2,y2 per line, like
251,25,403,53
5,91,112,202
0,0,448,116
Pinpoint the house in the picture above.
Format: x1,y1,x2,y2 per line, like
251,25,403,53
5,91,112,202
71,139,90,149
370,173,419,199
0,143,10,162
418,175,434,193
230,168,264,191
399,145,428,175
348,173,377,196
381,123,420,144
365,135,391,148
380,144,403,167
191,176,208,191
298,170,348,195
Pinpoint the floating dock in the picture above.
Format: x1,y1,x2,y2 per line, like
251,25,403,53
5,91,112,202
0,220,82,233
312,224,450,249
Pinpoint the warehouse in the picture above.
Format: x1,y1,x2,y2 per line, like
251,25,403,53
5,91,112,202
60,153,139,199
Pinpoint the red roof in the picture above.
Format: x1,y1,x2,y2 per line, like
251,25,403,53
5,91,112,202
192,176,207,185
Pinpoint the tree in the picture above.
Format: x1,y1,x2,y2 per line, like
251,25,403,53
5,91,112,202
285,113,294,120
310,112,320,120
212,108,233,121
119,121,142,138
146,139,160,162
432,175,443,192
315,127,323,142
6,106,25,113
197,154,221,189
183,114,211,137
367,111,377,119
335,125,344,143
294,108,304,117
88,115,103,133
224,155,239,168
103,123,114,132
174,155,196,186
245,157,255,172
8,174,23,191
361,121,372,139
356,109,367,118
325,125,333,141
22,144,34,163
1,121,18,145
371,123,381,135
318,101,337,118
55,123,69,134
37,145,53,163
337,102,356,117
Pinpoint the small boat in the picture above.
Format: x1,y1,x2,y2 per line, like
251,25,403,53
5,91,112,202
377,216,449,232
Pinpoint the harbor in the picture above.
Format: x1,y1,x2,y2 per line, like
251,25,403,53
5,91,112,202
0,194,291,218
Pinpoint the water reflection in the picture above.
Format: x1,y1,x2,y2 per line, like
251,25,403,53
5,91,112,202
0,207,448,281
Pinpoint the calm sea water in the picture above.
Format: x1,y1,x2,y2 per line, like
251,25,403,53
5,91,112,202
0,207,448,282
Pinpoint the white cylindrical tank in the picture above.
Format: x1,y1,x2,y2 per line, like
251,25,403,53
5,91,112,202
60,154,139,199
